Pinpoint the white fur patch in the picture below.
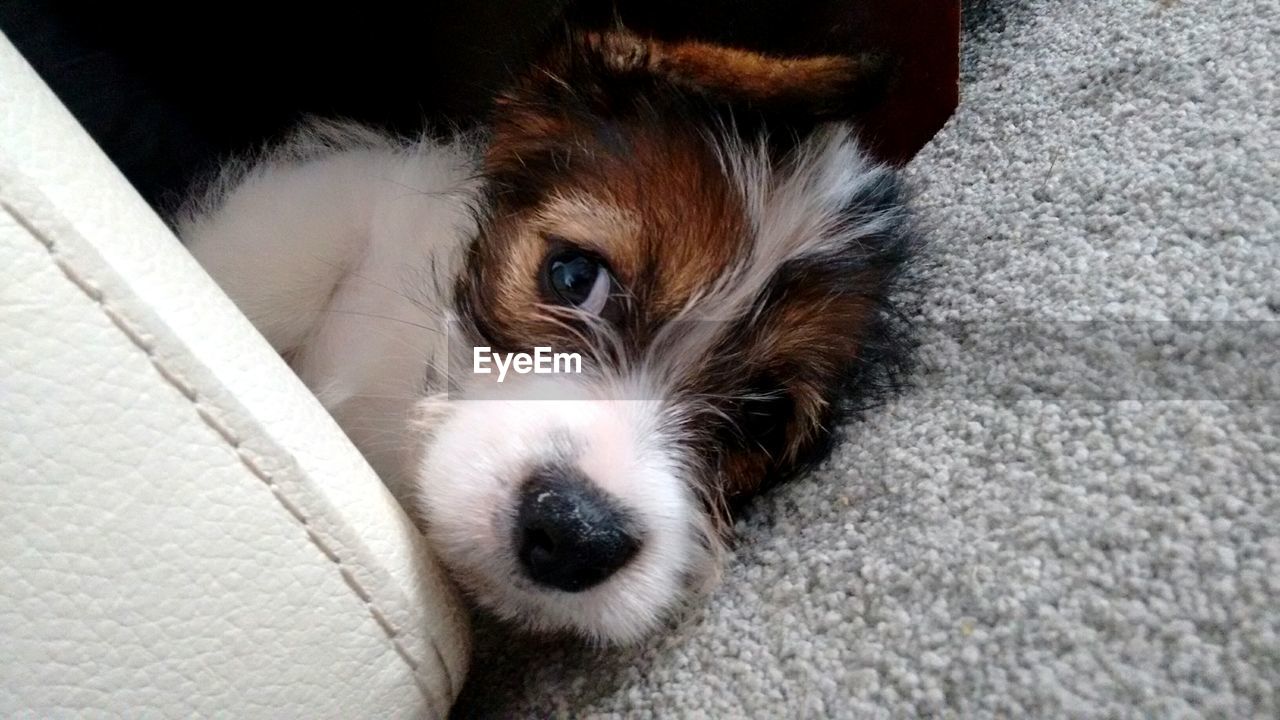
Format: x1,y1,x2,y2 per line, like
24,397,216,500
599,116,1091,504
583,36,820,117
183,122,481,498
414,374,714,643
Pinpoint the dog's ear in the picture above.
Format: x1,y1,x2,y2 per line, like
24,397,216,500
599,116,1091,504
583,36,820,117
575,29,893,118
484,27,894,197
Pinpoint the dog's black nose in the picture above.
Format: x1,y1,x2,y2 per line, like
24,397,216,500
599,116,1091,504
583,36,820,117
515,467,640,592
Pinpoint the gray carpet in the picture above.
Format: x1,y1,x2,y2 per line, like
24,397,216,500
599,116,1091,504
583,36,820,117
457,0,1280,716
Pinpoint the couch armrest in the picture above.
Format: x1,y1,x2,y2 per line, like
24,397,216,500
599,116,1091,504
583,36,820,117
0,31,469,719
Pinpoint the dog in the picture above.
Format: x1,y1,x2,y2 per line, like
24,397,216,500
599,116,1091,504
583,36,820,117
181,27,917,643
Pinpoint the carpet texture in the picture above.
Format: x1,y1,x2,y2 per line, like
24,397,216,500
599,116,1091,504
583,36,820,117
457,0,1280,716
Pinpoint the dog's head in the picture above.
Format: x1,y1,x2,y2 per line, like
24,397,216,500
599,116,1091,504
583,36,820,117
415,28,915,642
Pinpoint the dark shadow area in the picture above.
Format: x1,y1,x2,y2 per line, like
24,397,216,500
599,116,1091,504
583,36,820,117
960,0,1025,73
1,0,957,214
0,1,568,210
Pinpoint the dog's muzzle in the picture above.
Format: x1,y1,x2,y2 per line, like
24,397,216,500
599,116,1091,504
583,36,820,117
514,465,641,592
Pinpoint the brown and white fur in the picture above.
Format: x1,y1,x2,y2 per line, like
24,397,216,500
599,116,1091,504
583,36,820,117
181,28,917,643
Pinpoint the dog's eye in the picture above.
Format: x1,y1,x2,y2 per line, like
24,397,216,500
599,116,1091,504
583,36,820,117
544,250,611,314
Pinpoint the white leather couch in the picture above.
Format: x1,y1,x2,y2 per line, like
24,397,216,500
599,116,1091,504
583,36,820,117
0,32,470,718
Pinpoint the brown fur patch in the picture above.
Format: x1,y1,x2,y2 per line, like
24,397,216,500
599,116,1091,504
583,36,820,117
469,51,753,353
696,274,880,505
583,30,887,117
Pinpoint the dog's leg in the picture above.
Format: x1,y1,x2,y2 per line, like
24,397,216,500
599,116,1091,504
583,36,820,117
181,150,392,356
180,139,478,496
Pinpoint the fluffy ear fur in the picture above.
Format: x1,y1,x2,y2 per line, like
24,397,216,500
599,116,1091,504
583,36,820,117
484,27,896,188
576,29,892,118
499,27,893,122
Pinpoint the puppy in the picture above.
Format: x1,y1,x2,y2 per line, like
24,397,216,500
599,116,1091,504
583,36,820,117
181,28,917,643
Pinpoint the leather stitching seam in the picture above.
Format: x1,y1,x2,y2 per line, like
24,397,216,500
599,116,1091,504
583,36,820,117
4,200,451,717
